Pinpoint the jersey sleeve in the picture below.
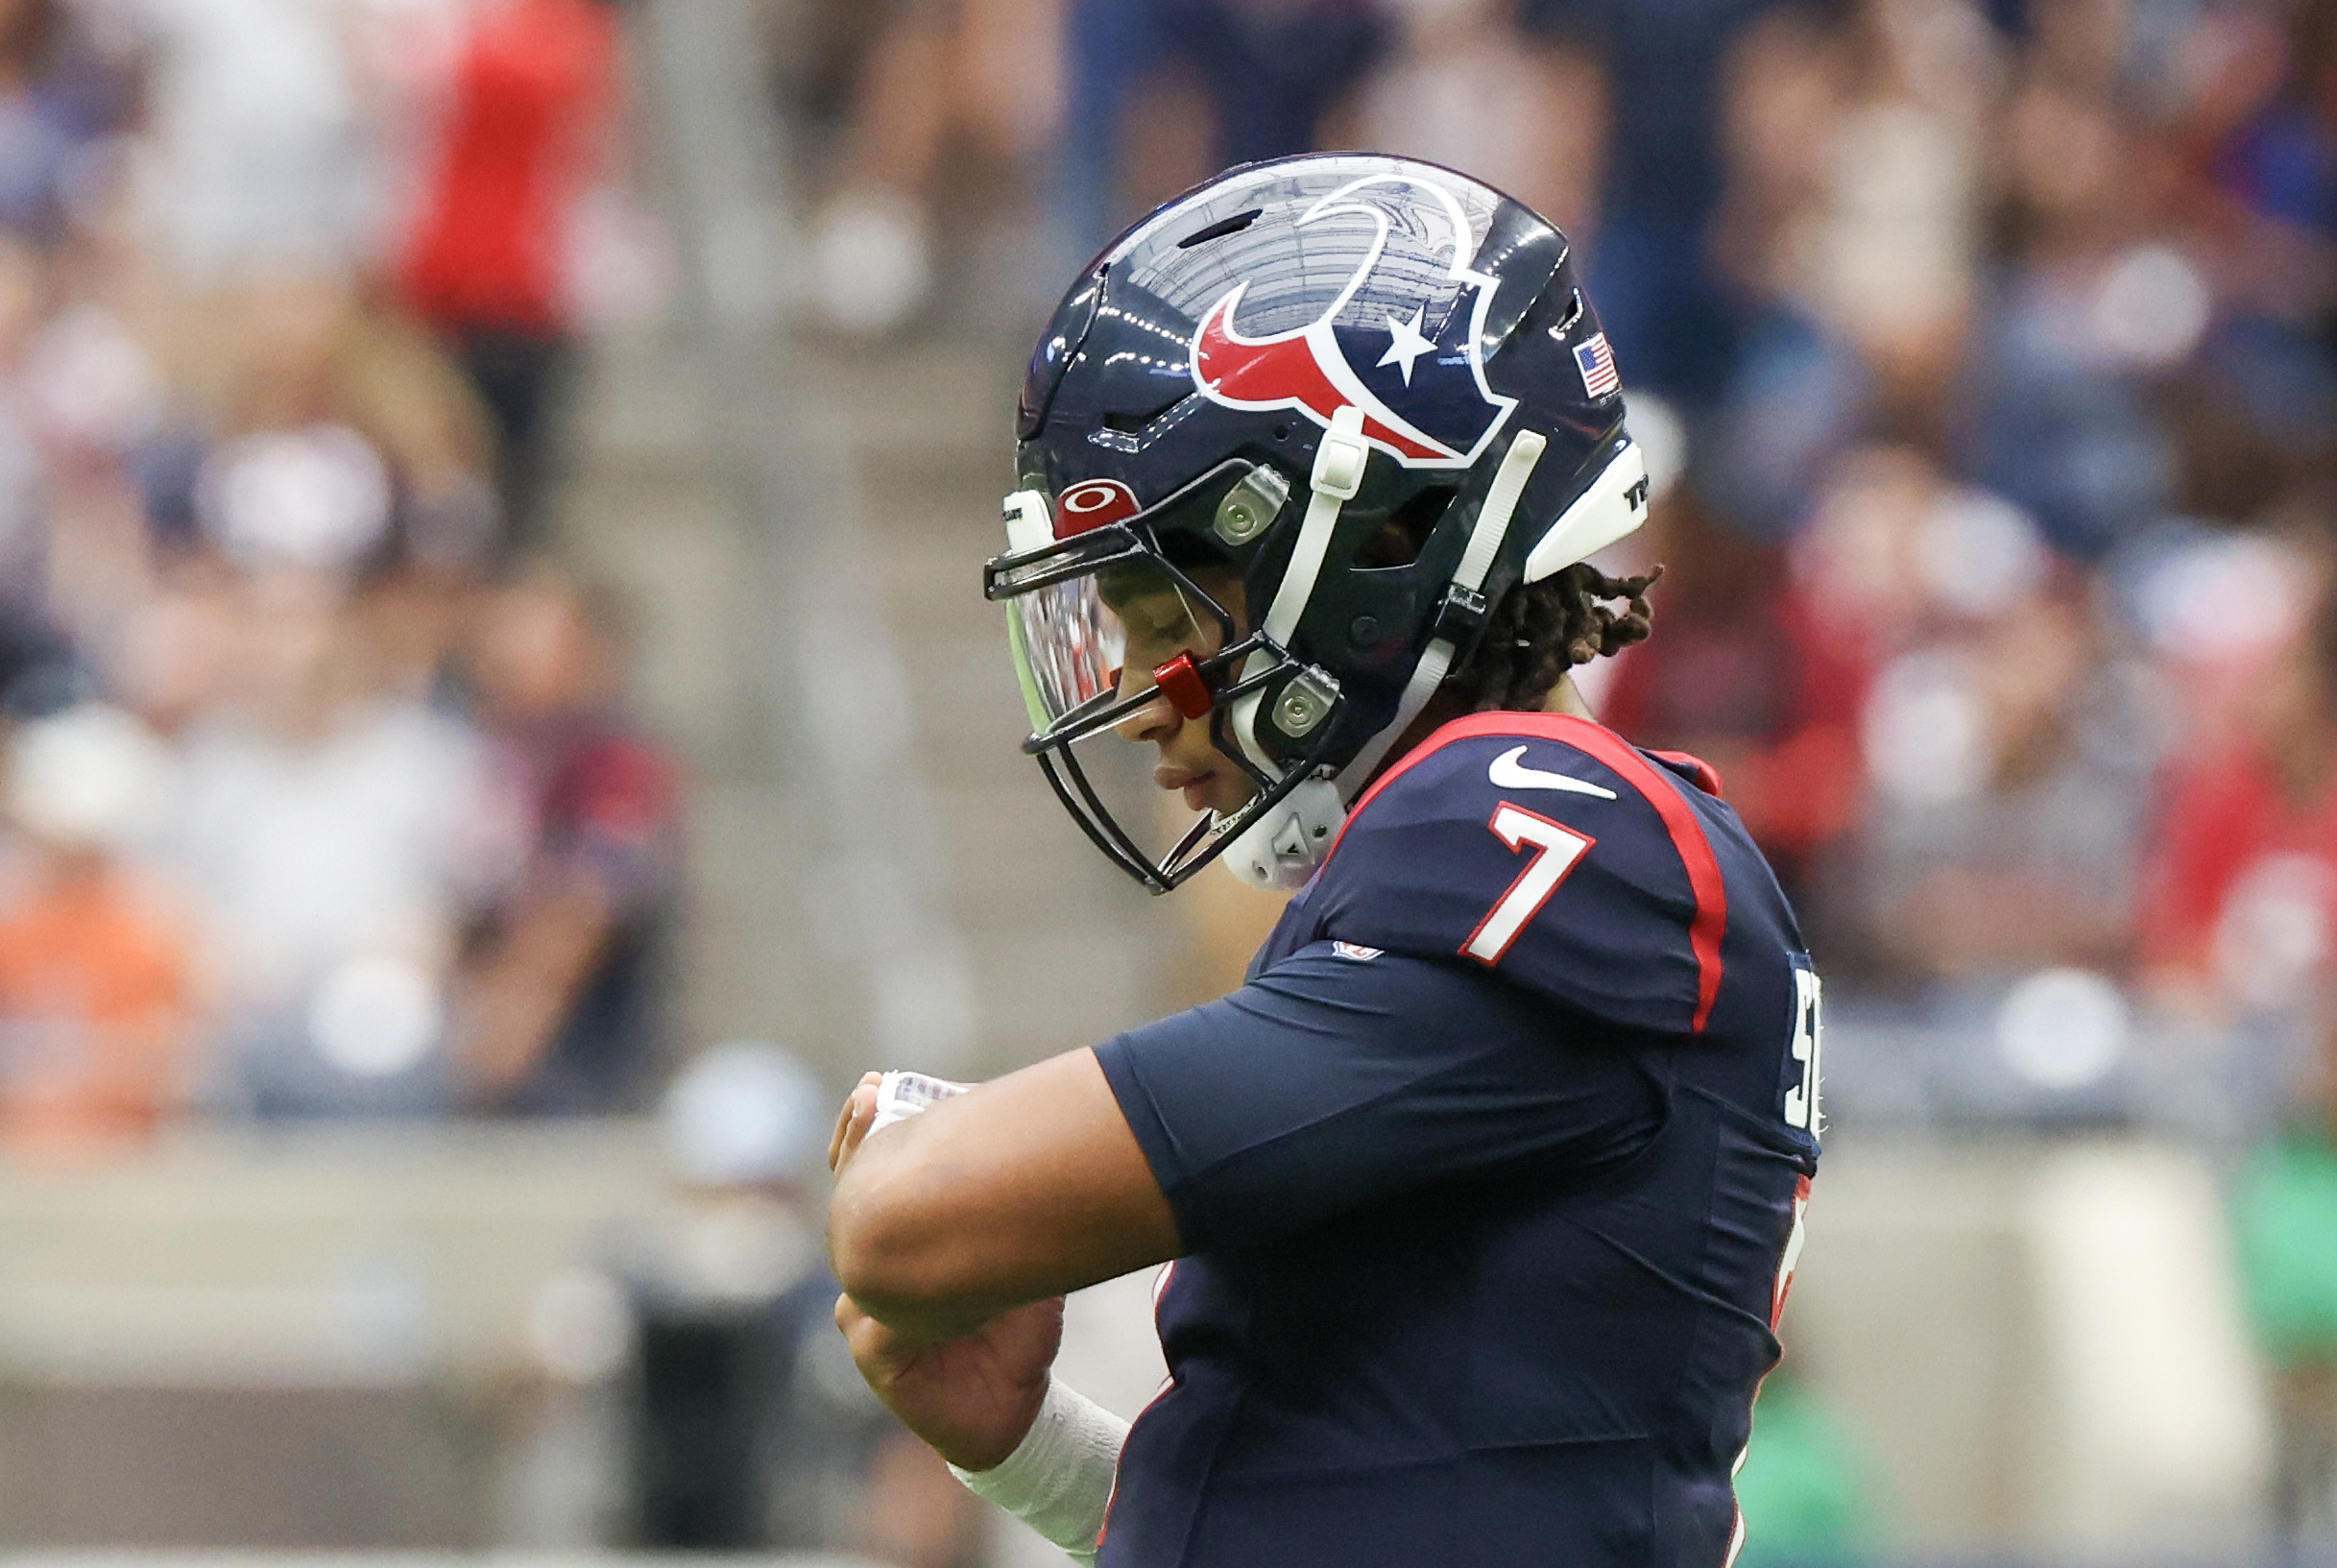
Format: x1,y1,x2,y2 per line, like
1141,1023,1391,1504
1302,713,1731,1036
1093,941,1665,1254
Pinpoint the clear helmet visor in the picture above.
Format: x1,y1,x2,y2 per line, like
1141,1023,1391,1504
1006,554,1221,733
983,470,1334,893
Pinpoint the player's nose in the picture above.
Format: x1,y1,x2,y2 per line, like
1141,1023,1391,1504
1112,666,1179,744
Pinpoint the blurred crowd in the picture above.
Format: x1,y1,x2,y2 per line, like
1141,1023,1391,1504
0,0,682,1153
1565,0,2337,1144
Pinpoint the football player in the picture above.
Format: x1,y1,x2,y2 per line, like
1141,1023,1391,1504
826,154,1823,1568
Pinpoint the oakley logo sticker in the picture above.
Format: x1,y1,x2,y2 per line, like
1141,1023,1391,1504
1056,478,1142,536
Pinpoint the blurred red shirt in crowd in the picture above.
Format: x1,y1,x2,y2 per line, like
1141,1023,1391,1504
400,0,618,335
2141,752,2337,1015
1597,500,1867,898
2139,603,2337,1014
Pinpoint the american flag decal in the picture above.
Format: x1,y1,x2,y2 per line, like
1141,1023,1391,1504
1573,333,1620,398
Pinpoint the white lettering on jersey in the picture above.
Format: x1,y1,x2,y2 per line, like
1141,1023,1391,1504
1461,804,1595,965
1784,967,1823,1133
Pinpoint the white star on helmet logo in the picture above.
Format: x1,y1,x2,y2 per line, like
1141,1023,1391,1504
1376,304,1435,385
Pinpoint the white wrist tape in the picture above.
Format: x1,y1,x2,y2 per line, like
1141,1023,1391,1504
949,1376,1129,1565
870,1070,970,1134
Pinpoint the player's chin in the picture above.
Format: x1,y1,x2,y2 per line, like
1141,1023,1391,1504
1171,772,1240,816
1203,773,1262,820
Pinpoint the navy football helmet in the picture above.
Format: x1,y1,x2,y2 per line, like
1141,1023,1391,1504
984,154,1650,893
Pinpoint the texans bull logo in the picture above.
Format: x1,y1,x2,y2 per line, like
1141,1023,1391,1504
1188,174,1519,470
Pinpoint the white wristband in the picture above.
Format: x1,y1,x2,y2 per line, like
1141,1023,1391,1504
870,1070,970,1133
949,1376,1129,1565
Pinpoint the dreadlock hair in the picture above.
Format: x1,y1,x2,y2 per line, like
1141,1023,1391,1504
1458,562,1662,713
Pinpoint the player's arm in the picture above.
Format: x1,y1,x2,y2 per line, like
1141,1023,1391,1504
827,1048,1181,1341
828,1074,1133,1566
1093,943,1669,1252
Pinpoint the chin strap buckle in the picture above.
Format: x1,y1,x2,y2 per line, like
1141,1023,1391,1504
1430,581,1491,659
1310,406,1370,501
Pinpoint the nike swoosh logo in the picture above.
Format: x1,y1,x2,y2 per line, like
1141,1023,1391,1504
1488,745,1619,799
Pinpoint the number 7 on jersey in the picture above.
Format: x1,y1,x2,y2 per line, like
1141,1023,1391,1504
1462,804,1595,966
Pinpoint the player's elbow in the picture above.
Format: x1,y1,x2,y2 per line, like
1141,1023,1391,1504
827,1149,984,1321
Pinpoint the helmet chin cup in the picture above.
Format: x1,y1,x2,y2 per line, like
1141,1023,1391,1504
1220,775,1346,892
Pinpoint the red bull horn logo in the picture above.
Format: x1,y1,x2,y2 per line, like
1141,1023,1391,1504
1189,174,1518,470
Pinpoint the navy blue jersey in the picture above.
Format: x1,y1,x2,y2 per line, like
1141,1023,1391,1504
1093,712,1821,1568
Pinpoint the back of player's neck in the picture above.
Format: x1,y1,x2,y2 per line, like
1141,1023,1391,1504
1543,674,1595,721
1361,676,1600,798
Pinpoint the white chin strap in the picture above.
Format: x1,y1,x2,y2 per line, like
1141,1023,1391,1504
1221,430,1650,894
1220,406,1368,892
1332,428,1551,793
1224,405,1369,780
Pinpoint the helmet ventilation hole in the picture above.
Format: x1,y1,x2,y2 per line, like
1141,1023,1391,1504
1176,208,1264,249
1101,394,1189,433
1546,289,1586,341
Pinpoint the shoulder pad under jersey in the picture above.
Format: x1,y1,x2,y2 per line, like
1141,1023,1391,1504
1307,712,1732,1035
